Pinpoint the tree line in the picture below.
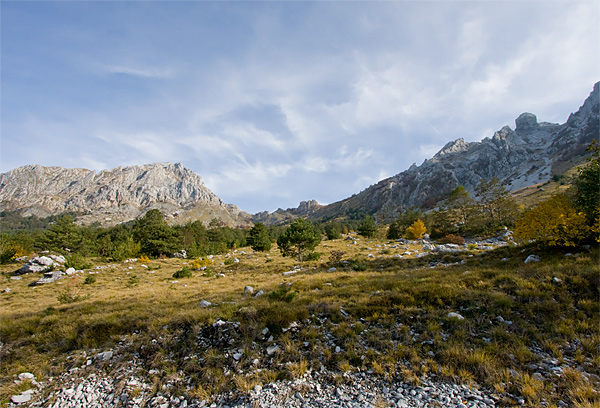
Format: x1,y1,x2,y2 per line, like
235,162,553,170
1,141,597,263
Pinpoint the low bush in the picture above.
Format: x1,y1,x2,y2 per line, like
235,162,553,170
65,253,93,270
269,284,298,302
304,251,321,262
173,266,193,279
439,234,465,245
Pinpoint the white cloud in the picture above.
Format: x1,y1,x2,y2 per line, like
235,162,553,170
2,1,598,214
103,65,174,79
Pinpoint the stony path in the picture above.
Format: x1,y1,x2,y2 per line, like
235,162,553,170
12,367,498,408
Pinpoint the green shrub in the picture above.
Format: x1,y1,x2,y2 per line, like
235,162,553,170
127,274,140,286
304,251,321,261
350,261,368,271
269,284,298,302
173,267,193,279
65,253,93,270
84,275,96,284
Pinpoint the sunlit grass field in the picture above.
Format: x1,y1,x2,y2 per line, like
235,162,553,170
1,235,598,407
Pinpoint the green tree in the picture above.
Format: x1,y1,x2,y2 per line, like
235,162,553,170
475,177,519,231
574,140,600,234
248,223,272,252
357,215,378,238
446,185,475,229
324,222,342,240
39,215,92,254
133,209,179,257
277,218,321,262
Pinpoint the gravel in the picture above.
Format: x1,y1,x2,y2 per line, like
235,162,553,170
12,367,499,408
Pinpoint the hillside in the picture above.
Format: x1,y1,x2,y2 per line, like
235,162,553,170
0,162,251,228
1,236,598,407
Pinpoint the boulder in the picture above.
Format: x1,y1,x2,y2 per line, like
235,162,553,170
18,373,34,380
11,394,32,404
95,350,113,361
35,256,54,266
243,286,254,296
32,271,64,285
524,254,540,263
14,256,56,275
49,254,66,264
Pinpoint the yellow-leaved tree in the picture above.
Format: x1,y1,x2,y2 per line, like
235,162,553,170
514,194,589,247
406,219,427,239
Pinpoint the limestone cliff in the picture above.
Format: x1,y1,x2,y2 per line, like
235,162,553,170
0,162,251,227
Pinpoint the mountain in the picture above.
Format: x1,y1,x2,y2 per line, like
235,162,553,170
252,200,324,225
0,162,252,227
286,82,600,224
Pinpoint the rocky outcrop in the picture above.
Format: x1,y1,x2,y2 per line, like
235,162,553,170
252,200,323,225
311,82,599,223
0,162,251,227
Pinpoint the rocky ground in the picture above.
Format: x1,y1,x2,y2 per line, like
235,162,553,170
11,363,500,408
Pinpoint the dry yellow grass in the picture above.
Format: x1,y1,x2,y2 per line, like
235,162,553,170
1,234,599,407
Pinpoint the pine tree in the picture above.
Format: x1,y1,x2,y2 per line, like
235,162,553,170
277,218,321,262
358,215,378,238
248,223,272,252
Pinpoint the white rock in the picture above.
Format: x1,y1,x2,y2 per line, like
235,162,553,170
266,345,280,355
18,373,35,381
447,312,465,320
524,254,540,263
95,351,113,361
35,256,54,266
199,300,212,308
11,394,32,404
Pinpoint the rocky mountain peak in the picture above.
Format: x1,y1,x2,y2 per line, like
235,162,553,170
434,138,469,158
515,113,540,133
0,162,251,227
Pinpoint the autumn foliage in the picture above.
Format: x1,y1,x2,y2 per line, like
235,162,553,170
514,194,589,247
406,219,427,239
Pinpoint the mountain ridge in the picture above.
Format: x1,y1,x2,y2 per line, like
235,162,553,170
0,162,251,227
255,81,599,224
1,82,598,227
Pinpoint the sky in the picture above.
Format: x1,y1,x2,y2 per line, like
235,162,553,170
1,1,599,214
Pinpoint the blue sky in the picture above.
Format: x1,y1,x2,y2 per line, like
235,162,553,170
1,1,599,214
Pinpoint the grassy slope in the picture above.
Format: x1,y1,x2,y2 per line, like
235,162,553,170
511,157,585,209
1,236,598,407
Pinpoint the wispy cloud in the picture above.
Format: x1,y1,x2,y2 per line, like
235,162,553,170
103,65,174,79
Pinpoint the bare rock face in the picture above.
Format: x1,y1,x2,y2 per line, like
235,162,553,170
312,82,599,223
251,199,323,225
0,162,251,227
